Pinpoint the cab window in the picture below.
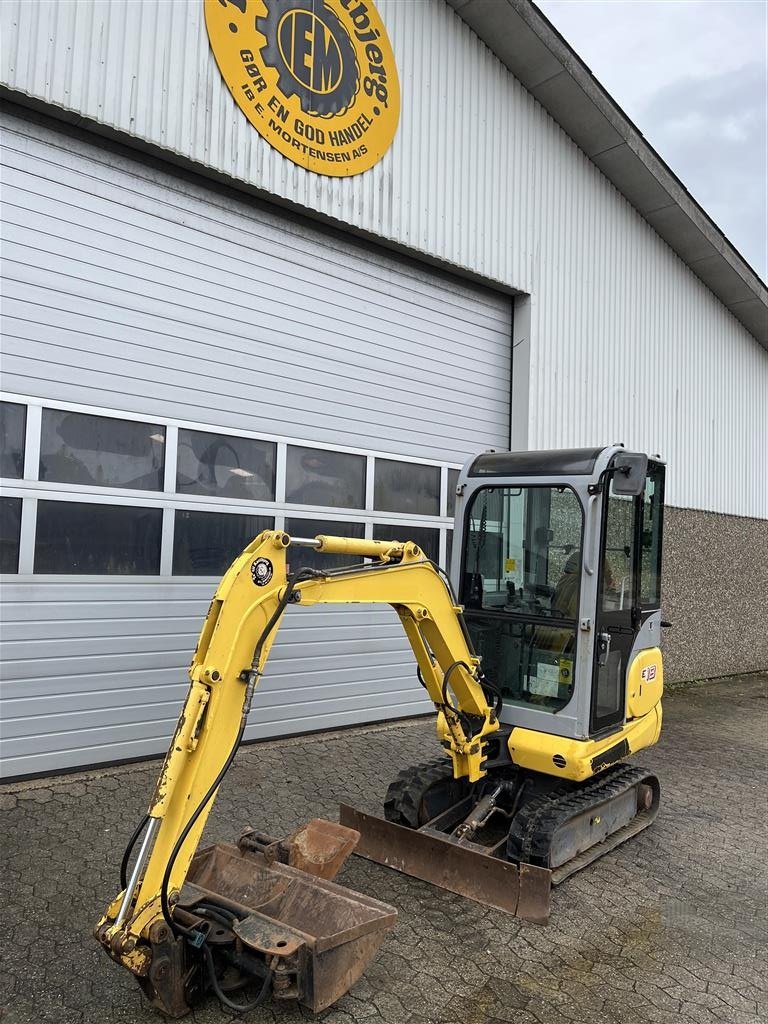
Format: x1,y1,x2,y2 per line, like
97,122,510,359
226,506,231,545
600,481,636,612
462,486,583,617
460,486,583,712
640,465,664,608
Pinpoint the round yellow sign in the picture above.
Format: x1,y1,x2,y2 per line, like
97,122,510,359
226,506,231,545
205,0,400,177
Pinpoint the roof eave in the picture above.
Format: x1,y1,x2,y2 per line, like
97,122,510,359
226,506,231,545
448,0,768,349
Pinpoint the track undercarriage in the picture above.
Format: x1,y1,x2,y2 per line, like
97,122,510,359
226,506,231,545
341,756,660,923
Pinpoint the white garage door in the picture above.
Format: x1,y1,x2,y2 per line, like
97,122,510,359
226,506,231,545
0,107,512,779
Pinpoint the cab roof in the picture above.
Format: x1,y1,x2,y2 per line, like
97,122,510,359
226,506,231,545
468,447,606,477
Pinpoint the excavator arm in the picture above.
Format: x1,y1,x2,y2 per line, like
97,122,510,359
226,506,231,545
97,530,499,998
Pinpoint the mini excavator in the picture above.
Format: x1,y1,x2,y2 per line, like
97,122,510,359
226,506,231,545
96,445,666,1017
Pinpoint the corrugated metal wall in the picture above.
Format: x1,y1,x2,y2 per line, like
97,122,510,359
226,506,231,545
521,116,768,520
0,110,512,778
2,0,765,518
0,582,436,778
1,112,508,459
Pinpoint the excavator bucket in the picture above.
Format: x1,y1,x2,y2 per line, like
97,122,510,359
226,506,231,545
339,805,552,925
171,822,397,1013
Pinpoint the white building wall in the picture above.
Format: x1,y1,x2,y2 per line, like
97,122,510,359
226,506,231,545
519,127,768,520
3,0,764,518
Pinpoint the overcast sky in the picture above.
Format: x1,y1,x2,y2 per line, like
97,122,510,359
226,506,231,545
537,0,768,281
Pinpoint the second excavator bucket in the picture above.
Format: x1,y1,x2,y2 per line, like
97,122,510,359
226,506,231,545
174,822,397,1013
339,804,552,924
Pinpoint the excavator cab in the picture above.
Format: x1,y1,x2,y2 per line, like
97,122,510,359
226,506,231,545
454,446,665,746
96,446,666,1018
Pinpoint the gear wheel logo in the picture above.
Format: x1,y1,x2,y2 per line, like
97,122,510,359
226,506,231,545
204,0,400,177
251,557,274,586
257,0,359,117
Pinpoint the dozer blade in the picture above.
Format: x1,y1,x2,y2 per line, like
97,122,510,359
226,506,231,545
339,804,551,924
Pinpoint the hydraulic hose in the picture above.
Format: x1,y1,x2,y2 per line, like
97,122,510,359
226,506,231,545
201,944,272,1013
440,660,475,738
119,813,150,891
479,675,504,718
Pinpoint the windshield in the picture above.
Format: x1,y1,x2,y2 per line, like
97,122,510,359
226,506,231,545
460,485,584,712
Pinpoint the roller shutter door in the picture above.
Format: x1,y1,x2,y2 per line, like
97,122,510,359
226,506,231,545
0,109,512,779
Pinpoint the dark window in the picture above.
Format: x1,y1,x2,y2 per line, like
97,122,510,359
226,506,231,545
446,530,453,569
374,459,440,516
40,410,165,490
285,517,365,572
34,501,162,574
0,497,22,572
446,468,460,518
177,429,275,501
373,523,440,563
469,448,604,477
591,475,644,734
173,510,274,576
0,402,26,479
640,466,664,608
286,446,366,509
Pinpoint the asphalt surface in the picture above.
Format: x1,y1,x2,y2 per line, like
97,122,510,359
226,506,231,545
1,672,766,1024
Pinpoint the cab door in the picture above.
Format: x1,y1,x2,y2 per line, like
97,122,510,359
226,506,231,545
590,462,665,735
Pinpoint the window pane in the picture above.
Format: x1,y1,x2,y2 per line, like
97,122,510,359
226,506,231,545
285,518,365,572
34,501,162,574
374,459,440,516
446,530,453,569
601,483,636,612
0,497,22,572
286,446,365,509
40,410,165,490
373,523,440,563
465,613,576,712
461,486,583,619
177,429,275,501
460,486,583,714
547,489,584,590
173,510,274,576
446,468,460,518
640,467,664,608
0,402,26,479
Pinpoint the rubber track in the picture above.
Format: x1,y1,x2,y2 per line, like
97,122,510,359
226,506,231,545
506,763,656,868
383,757,457,829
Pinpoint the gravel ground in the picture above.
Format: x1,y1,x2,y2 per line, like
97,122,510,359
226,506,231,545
1,671,766,1024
